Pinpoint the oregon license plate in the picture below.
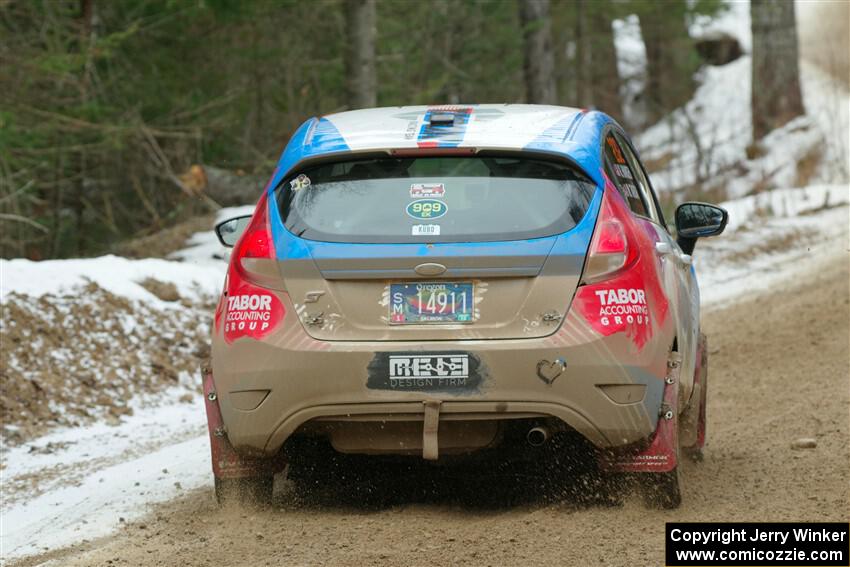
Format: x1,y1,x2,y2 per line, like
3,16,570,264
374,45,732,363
389,282,474,324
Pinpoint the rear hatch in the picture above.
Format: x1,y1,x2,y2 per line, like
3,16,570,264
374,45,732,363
274,154,598,341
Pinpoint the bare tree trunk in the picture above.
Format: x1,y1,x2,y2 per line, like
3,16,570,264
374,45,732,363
587,4,623,122
345,0,376,109
751,0,805,140
639,4,695,123
519,0,556,104
573,0,592,107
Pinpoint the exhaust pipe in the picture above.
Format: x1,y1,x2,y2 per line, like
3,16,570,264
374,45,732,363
526,426,549,447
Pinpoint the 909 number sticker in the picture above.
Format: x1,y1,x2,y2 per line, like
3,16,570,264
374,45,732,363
406,199,447,220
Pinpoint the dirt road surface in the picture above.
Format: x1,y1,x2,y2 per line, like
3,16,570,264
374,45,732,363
12,258,849,567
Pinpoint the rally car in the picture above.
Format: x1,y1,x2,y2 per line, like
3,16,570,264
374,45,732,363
205,104,727,508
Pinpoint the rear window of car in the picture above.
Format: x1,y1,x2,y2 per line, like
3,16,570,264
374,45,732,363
277,155,596,244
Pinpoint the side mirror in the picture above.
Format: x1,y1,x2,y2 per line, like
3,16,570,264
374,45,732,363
675,202,728,254
214,215,252,248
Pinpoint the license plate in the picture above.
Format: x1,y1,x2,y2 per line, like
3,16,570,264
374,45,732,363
389,282,473,324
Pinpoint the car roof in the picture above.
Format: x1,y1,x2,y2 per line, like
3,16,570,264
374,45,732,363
270,104,614,189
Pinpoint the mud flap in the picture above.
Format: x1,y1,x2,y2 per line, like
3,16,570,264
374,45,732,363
681,333,708,450
598,353,681,473
202,366,279,479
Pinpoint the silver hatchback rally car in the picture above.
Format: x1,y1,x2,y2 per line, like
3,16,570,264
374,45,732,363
205,104,727,508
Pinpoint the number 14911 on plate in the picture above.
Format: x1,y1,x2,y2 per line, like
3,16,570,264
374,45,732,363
389,282,474,324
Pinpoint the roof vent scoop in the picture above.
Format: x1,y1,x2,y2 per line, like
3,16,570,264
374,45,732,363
429,113,455,126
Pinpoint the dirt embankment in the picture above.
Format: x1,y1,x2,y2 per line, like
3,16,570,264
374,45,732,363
0,282,212,445
12,258,850,567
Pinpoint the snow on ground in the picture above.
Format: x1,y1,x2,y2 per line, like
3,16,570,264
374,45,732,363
638,56,849,199
0,206,241,445
0,256,223,306
1,399,208,560
0,209,250,561
698,184,849,306
170,205,254,265
0,213,242,562
0,204,251,304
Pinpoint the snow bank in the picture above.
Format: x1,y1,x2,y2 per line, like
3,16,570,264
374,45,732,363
0,204,245,447
0,216,240,560
697,184,850,306
638,56,849,198
0,255,223,306
0,204,251,305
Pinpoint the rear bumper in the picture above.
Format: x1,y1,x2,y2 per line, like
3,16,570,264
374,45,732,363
211,306,672,457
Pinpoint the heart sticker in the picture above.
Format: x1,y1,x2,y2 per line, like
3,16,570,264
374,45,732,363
536,358,566,385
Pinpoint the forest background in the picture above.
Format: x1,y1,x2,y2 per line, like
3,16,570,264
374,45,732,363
1,0,846,259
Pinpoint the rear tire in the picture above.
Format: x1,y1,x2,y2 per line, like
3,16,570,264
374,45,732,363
640,467,682,509
214,476,274,507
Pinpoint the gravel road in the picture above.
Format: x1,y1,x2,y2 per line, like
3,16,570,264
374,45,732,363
12,258,849,567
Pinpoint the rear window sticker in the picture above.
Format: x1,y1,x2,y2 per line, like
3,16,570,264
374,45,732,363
606,136,627,164
290,174,311,191
410,183,445,198
621,181,640,199
613,163,633,180
411,224,441,236
406,199,447,220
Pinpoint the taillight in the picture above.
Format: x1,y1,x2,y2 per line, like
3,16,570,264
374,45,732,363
231,191,277,286
581,186,639,284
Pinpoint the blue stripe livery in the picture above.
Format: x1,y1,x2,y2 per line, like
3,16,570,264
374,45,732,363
265,107,613,264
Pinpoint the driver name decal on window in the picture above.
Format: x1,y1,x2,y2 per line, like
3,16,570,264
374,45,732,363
604,135,648,216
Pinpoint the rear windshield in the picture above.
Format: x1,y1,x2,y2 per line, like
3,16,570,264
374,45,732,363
277,155,595,244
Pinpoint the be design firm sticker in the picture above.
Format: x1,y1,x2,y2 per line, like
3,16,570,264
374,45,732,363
412,224,440,236
366,352,483,391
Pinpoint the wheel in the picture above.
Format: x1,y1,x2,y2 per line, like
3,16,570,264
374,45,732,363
640,467,682,509
214,476,274,507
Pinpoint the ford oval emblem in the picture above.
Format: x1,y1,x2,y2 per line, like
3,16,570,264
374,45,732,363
406,199,447,220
